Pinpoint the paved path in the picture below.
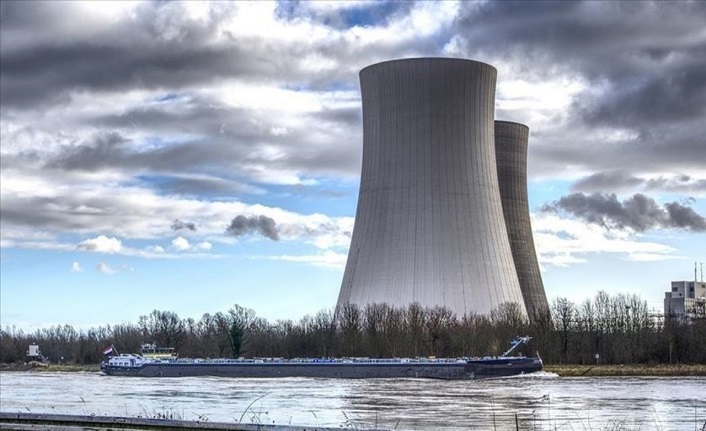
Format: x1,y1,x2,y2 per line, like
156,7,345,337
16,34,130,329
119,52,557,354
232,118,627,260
0,412,384,431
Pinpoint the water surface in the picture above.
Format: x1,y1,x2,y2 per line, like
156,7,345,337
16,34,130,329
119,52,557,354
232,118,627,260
0,371,703,430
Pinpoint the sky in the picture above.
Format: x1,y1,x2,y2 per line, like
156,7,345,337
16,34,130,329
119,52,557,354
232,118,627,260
1,1,705,330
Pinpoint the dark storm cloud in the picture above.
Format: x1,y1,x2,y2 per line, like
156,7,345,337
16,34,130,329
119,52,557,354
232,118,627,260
85,96,256,136
0,0,413,192
171,219,196,232
54,99,268,174
47,132,130,171
314,106,361,126
455,1,705,82
39,114,360,192
39,131,263,196
572,172,644,193
0,41,272,110
148,175,264,197
0,196,94,232
531,127,705,177
573,172,706,194
0,1,352,111
644,177,706,194
3,0,704,234
225,215,279,241
664,202,706,231
0,191,157,236
0,0,462,113
40,94,362,181
542,193,706,232
454,1,706,176
579,59,706,127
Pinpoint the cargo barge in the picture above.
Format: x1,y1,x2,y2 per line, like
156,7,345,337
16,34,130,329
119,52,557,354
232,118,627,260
101,337,542,380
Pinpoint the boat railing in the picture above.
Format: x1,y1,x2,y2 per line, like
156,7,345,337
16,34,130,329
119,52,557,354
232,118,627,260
130,356,474,365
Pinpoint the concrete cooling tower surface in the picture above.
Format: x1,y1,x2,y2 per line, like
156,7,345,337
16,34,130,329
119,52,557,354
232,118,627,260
337,58,527,318
495,121,550,319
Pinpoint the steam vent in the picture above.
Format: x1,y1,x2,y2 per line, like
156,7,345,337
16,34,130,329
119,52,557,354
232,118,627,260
337,58,546,318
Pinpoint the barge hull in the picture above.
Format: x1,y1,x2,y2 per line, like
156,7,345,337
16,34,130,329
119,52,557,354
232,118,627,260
102,358,542,380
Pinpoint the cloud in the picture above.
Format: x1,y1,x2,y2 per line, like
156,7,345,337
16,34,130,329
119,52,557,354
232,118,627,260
44,132,130,171
572,172,706,195
97,262,115,274
1,0,703,276
571,172,645,193
664,202,706,231
195,241,212,251
541,193,706,232
532,212,678,270
171,219,196,232
449,1,706,179
267,250,348,269
145,245,165,254
225,215,279,241
70,261,82,272
171,236,191,251
77,235,122,253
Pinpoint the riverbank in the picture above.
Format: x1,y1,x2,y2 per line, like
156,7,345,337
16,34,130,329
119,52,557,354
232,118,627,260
544,363,706,376
2,362,704,376
0,362,100,372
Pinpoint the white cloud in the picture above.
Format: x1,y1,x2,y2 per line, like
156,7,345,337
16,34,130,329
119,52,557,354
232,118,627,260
146,245,165,253
70,261,82,272
626,253,684,262
77,235,122,253
532,212,678,270
172,236,191,251
97,262,115,274
268,250,347,269
195,241,212,251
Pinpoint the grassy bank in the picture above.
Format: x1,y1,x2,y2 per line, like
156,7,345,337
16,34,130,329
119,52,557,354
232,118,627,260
544,363,706,377
0,362,101,372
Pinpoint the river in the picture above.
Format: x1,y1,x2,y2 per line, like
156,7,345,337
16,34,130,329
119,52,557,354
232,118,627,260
0,371,703,430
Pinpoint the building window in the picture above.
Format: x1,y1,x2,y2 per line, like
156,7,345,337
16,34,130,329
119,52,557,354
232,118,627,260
672,286,678,292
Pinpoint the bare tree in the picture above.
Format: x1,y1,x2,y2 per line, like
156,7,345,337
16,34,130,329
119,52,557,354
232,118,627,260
338,303,361,356
551,298,576,363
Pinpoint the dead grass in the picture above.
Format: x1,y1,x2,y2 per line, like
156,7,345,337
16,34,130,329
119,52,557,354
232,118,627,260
0,363,100,372
544,363,706,377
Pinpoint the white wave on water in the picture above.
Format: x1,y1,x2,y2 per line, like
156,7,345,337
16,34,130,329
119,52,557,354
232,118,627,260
502,370,559,379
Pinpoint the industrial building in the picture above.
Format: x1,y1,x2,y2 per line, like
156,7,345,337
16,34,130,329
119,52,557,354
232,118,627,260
337,58,547,319
664,280,706,321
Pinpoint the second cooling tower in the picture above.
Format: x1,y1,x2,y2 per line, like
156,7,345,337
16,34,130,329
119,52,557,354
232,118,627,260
337,58,527,318
495,121,550,318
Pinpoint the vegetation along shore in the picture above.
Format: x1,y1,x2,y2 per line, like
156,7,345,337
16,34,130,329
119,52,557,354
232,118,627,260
2,291,705,368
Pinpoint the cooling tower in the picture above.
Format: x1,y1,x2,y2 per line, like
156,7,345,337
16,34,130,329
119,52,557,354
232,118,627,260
337,58,527,318
495,121,550,319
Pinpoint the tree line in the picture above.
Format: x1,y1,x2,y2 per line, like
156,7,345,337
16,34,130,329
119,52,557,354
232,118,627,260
1,291,704,365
